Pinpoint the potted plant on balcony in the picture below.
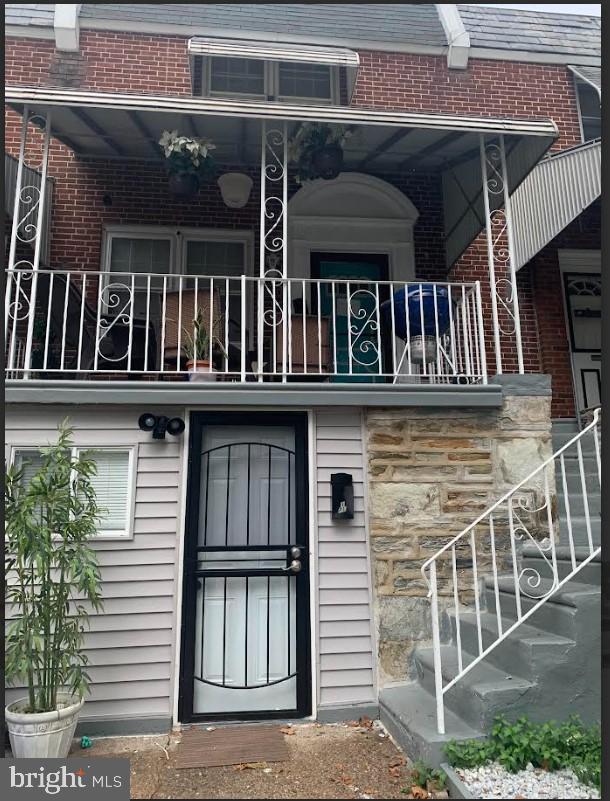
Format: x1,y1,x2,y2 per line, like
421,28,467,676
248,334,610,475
5,423,104,758
289,122,355,183
182,308,228,382
159,129,217,198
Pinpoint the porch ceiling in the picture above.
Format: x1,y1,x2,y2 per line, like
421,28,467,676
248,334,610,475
6,85,557,264
6,85,557,169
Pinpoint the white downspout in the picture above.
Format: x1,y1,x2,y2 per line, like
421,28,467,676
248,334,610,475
436,4,470,69
53,4,82,52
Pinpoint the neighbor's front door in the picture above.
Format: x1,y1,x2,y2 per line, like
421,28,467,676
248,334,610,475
180,413,310,721
563,272,602,413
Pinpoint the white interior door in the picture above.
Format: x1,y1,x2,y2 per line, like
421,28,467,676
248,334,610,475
191,425,301,716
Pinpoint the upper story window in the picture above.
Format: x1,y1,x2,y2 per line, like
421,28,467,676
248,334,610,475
575,80,601,142
196,56,339,105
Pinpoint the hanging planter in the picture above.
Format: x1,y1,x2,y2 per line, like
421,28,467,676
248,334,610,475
311,143,344,180
289,122,355,184
159,130,217,199
168,172,200,198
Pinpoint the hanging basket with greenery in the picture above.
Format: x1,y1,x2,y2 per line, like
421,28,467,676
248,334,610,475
288,122,355,184
159,129,217,196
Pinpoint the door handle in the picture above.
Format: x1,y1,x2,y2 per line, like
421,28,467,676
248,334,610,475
282,559,302,574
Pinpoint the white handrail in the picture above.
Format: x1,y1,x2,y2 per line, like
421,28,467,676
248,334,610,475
422,408,601,734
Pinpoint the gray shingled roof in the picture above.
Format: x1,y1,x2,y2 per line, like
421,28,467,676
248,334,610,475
5,3,54,27
459,4,601,60
80,3,447,46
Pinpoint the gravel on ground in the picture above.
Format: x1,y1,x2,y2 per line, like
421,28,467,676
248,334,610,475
455,761,600,799
71,721,417,799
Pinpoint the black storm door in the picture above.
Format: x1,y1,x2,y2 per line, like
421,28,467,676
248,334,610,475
180,412,310,721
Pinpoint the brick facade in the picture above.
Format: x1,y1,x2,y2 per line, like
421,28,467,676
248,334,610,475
5,30,597,413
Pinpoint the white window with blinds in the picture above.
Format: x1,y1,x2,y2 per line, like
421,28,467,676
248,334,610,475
13,447,136,539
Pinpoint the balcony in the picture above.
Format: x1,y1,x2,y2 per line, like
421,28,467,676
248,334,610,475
5,268,486,385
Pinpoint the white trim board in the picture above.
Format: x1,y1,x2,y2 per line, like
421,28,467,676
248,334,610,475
5,85,560,137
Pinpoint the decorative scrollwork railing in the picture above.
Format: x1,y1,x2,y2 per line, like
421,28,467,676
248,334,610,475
421,408,601,735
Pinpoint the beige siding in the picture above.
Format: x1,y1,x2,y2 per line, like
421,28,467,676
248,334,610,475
314,409,376,709
5,405,185,726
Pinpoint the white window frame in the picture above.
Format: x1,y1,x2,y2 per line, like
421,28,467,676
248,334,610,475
200,56,340,105
9,445,138,540
573,76,601,144
101,225,254,279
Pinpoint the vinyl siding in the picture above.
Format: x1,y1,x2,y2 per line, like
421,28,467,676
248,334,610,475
6,403,377,723
5,405,185,726
314,408,376,709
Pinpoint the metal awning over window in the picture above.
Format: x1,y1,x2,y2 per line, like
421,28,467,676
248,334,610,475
568,65,601,98
188,36,360,99
187,37,360,68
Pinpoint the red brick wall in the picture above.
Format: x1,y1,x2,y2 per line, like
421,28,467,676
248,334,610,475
351,52,582,151
528,200,601,418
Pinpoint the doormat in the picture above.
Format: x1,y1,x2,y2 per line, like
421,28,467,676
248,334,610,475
175,724,290,769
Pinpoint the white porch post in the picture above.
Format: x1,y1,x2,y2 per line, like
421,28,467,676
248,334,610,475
5,108,52,378
479,133,524,375
258,120,289,381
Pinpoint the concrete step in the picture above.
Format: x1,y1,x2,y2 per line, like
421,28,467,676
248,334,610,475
521,547,601,585
554,455,599,478
556,490,601,519
447,610,576,679
557,514,601,547
379,683,484,768
414,644,537,731
484,576,600,640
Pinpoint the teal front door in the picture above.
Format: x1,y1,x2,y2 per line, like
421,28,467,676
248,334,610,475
312,254,388,383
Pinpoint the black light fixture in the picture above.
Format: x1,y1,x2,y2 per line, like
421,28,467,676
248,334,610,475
331,472,354,520
138,413,185,440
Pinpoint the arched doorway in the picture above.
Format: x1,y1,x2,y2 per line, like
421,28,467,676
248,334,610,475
288,172,419,282
288,174,419,381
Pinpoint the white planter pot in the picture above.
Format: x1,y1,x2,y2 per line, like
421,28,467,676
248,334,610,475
6,695,84,758
186,360,217,382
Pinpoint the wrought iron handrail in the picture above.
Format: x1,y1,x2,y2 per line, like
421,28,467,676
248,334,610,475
421,408,601,734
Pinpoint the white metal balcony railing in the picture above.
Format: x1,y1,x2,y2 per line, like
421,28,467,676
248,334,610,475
421,408,601,734
4,268,487,384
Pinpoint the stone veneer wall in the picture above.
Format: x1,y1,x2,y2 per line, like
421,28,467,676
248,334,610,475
365,380,553,685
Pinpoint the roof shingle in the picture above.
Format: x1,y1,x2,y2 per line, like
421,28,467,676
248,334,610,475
458,4,600,61
78,4,448,47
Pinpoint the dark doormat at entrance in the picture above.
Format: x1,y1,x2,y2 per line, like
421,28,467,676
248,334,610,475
175,725,290,769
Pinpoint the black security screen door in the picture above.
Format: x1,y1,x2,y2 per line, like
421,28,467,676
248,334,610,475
180,412,310,721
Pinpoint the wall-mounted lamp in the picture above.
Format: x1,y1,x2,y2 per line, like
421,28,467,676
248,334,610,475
138,413,185,440
217,172,253,208
331,472,354,520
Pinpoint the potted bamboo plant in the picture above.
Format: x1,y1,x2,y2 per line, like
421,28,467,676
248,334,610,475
158,129,217,198
5,423,104,758
183,308,228,382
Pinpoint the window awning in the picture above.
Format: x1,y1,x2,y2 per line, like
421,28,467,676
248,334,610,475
188,36,360,99
568,65,601,98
